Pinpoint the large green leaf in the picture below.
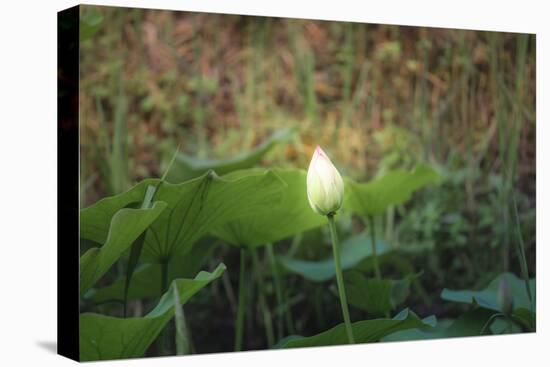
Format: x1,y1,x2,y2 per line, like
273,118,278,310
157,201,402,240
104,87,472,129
344,164,439,217
80,201,168,295
210,169,325,247
80,170,285,264
90,237,219,303
278,309,434,348
165,128,295,183
80,263,225,361
441,272,535,327
345,272,417,316
278,232,390,282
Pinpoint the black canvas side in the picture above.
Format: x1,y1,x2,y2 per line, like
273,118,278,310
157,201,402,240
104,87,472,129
57,4,80,362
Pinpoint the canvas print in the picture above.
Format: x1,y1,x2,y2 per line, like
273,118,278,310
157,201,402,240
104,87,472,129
58,4,536,361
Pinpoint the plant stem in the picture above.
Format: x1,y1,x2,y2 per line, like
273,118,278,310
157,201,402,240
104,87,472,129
251,249,275,347
266,243,285,339
173,284,191,355
160,261,169,296
367,216,389,317
123,296,128,318
124,186,156,317
283,288,295,335
367,215,382,281
479,313,503,335
157,260,169,355
511,192,535,329
505,315,513,334
327,214,355,344
234,248,247,351
314,285,326,330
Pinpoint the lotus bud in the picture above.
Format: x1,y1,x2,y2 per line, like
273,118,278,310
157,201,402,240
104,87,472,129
497,278,514,315
307,146,344,216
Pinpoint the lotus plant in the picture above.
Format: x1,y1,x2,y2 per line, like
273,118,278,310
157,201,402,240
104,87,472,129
307,146,355,344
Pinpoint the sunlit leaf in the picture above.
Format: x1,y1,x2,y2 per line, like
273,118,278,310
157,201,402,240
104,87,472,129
81,170,285,265
210,169,325,247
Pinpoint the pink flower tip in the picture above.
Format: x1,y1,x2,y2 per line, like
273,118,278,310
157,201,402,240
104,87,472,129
315,145,327,157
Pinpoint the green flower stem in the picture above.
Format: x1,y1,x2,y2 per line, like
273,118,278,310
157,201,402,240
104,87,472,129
327,214,355,344
367,215,382,281
234,248,248,351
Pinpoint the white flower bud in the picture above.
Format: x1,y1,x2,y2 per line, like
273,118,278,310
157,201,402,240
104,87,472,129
307,146,344,216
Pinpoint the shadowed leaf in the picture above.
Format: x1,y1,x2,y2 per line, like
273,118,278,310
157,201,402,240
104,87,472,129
382,307,499,341
344,164,439,217
166,128,295,182
80,263,225,361
441,272,535,328
80,201,167,295
277,309,434,348
90,238,219,302
345,272,419,316
278,232,390,282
